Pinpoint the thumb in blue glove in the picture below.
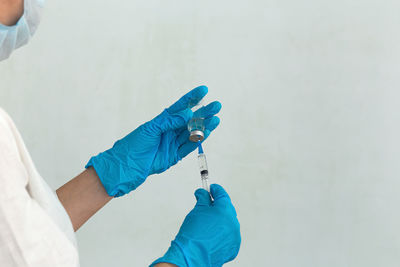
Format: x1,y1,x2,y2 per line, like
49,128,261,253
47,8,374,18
151,184,241,267
86,85,222,197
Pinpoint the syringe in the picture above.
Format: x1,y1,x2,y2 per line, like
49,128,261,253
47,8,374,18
197,141,210,192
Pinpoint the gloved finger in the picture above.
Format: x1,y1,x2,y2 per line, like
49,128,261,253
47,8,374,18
210,184,232,206
150,109,193,134
192,101,222,119
167,85,208,114
176,115,220,146
195,188,212,206
177,117,220,158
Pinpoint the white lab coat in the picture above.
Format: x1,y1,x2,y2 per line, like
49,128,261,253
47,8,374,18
0,108,80,267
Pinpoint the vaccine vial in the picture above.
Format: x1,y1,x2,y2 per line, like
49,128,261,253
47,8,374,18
188,99,206,142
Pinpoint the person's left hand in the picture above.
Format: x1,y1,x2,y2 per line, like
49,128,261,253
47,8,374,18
151,184,241,267
86,85,221,197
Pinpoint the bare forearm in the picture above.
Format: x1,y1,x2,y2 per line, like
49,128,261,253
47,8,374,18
56,167,112,231
0,0,24,26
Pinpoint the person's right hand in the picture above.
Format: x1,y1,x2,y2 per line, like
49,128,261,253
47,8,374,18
85,86,221,197
151,184,241,267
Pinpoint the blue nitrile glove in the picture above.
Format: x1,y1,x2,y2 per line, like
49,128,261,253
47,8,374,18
85,86,221,197
151,184,241,267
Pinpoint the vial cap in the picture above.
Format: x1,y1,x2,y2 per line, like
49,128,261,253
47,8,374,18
189,130,204,142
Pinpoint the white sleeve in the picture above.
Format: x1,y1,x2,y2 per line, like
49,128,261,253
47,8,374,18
0,109,79,267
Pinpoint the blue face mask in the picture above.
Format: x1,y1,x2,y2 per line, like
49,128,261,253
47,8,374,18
0,0,44,61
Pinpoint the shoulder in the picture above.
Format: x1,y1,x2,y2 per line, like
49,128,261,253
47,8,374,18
0,107,18,144
0,107,11,123
0,107,24,166
0,108,28,189
0,107,17,126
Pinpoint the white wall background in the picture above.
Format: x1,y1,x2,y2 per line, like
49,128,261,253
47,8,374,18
1,0,400,266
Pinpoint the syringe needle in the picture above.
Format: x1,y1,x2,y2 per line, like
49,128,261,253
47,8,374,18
198,140,203,154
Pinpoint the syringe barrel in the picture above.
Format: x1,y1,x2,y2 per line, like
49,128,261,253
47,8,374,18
198,153,210,192
201,175,210,192
198,153,208,172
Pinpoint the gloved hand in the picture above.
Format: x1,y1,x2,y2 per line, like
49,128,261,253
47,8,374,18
151,184,241,267
85,86,221,197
